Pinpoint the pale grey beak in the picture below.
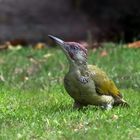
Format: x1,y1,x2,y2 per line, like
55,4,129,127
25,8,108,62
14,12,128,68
48,35,64,46
48,35,71,60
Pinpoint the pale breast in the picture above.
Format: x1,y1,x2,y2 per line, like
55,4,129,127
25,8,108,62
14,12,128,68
64,71,96,103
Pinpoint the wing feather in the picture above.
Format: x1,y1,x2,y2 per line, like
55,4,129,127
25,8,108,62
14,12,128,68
88,65,122,98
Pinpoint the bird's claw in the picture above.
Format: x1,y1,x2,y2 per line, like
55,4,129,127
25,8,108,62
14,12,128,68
79,76,89,84
101,104,113,110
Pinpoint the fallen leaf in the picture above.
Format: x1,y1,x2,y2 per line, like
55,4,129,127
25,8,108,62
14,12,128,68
43,53,53,59
29,57,38,64
0,58,5,64
8,45,22,50
4,41,24,50
112,114,119,120
0,44,8,50
73,123,84,132
14,68,23,75
26,63,41,76
17,133,23,139
0,75,5,82
9,39,27,46
23,76,29,81
0,39,27,51
128,41,140,48
92,48,97,52
100,50,108,57
34,43,47,49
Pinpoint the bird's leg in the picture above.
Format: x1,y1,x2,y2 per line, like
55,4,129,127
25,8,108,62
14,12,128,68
99,95,114,110
101,103,113,110
73,101,87,109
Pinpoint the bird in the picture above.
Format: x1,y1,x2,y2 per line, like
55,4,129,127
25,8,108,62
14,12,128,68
48,35,129,110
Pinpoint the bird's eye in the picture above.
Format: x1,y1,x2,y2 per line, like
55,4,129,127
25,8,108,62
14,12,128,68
73,46,78,50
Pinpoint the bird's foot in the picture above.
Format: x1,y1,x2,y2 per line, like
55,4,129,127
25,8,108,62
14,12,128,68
73,101,87,110
101,104,113,110
79,76,89,84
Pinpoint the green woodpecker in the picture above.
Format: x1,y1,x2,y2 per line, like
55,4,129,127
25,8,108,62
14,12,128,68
48,35,129,109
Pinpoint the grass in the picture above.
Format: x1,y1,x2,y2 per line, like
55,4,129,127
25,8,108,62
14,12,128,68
0,44,140,140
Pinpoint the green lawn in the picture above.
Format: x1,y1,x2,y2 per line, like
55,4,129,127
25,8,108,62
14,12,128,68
0,44,140,140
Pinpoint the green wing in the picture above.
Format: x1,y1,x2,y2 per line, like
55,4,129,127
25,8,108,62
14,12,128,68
88,65,122,98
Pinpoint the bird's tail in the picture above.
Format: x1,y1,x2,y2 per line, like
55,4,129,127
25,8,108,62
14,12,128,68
114,98,130,108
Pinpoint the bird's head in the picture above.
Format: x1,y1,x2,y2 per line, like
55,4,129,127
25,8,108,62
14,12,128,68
48,35,87,65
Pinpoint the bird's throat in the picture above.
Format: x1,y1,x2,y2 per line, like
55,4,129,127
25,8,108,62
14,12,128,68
69,61,89,76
